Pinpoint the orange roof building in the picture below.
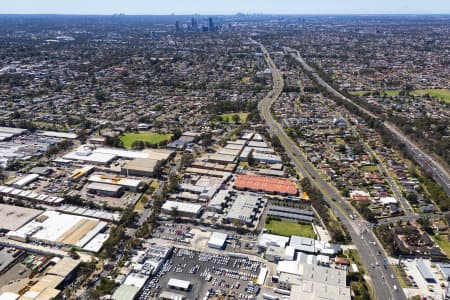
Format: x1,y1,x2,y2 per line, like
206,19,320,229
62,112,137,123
233,175,298,195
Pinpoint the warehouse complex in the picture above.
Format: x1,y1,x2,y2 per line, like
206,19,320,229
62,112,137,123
234,175,298,195
7,211,108,252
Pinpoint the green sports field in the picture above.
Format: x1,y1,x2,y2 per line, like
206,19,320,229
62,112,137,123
350,89,450,102
220,112,248,123
265,220,316,238
120,132,172,148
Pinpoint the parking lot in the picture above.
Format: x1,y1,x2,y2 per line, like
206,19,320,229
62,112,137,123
154,220,260,253
402,258,447,300
138,247,264,299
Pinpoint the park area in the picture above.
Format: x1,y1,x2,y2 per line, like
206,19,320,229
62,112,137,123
220,112,248,124
350,89,450,102
265,219,316,238
120,131,172,149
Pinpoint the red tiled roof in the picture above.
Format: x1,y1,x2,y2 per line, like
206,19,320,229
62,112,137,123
234,175,298,195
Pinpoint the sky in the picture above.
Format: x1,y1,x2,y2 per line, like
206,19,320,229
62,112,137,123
1,0,449,15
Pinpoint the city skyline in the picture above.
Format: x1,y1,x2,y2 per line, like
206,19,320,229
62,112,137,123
1,0,450,15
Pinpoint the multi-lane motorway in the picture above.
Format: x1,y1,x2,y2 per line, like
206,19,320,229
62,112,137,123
253,39,406,300
286,47,450,197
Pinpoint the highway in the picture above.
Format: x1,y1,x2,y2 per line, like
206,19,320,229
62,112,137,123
286,47,450,197
253,39,406,300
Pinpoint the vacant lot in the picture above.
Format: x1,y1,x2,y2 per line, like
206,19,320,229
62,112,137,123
120,132,172,148
265,220,316,238
220,112,248,124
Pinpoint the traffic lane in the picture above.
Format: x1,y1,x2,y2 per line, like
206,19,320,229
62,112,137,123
260,44,404,299
265,90,404,300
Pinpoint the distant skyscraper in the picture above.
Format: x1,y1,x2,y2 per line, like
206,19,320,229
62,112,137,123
208,17,215,32
175,20,180,32
191,18,197,31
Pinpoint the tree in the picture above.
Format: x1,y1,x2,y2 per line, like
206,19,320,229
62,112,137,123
201,132,213,147
131,140,145,150
179,153,194,170
247,150,257,167
120,206,137,227
232,114,240,124
168,173,179,192
170,207,180,220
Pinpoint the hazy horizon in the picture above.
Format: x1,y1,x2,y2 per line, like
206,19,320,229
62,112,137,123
1,0,450,15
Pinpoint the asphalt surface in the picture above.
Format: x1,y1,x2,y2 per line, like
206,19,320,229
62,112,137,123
285,47,450,197
377,211,450,225
254,40,406,300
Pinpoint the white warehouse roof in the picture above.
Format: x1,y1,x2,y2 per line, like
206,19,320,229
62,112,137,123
208,232,227,249
168,278,191,290
162,201,202,215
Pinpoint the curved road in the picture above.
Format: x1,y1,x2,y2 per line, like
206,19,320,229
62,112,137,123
286,47,450,197
253,39,406,300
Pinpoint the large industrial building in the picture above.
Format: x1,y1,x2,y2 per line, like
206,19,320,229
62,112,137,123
86,182,125,197
234,175,298,195
276,260,350,300
63,145,174,168
0,186,64,205
168,278,191,291
19,257,81,300
0,204,43,232
121,158,158,177
7,211,108,252
161,201,203,218
208,232,227,249
12,174,39,189
267,205,314,222
88,174,147,192
225,194,264,226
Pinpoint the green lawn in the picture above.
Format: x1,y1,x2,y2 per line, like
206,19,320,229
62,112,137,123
391,264,412,288
265,220,316,238
345,249,366,274
412,89,450,103
120,131,173,148
361,165,379,172
349,90,401,97
335,137,345,145
220,112,248,124
433,234,450,258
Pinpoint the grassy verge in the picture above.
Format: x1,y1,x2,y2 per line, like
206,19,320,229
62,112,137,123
134,196,147,212
345,249,366,274
391,264,412,288
265,219,316,238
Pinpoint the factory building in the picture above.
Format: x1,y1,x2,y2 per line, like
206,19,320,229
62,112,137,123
161,201,203,218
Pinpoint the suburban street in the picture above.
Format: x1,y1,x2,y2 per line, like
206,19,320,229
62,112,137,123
286,47,450,197
256,40,406,300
